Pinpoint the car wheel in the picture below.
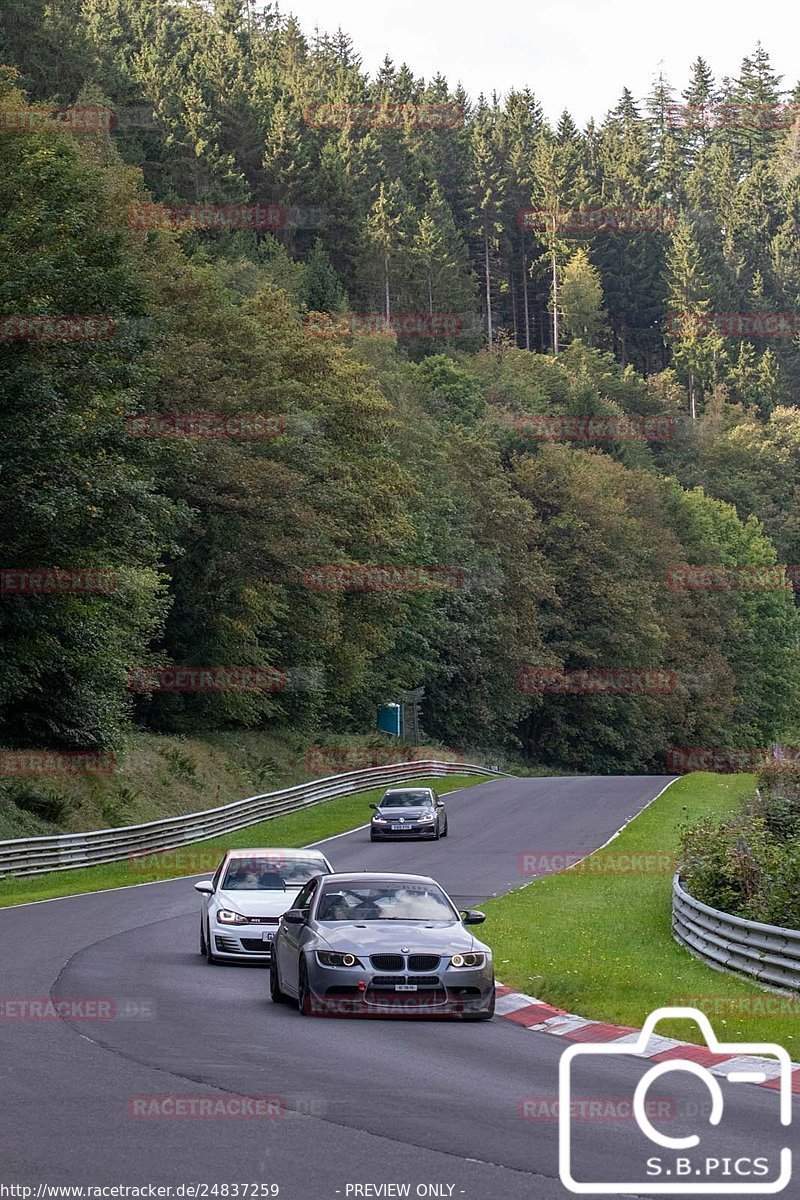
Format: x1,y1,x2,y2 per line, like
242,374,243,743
270,954,291,1004
442,819,448,837
297,957,314,1016
433,823,441,840
205,922,217,965
370,832,378,842
200,921,207,956
462,985,495,1021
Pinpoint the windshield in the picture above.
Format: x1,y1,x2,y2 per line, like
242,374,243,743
316,882,456,921
379,792,434,809
222,857,325,890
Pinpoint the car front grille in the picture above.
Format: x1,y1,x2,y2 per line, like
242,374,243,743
370,954,405,971
370,953,441,972
239,938,273,952
407,954,440,972
371,975,441,989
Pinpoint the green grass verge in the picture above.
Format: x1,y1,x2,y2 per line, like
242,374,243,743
485,772,800,1055
0,774,487,909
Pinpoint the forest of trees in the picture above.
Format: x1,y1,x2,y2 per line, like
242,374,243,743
1,0,800,772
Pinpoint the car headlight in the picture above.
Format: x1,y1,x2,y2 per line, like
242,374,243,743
316,951,363,968
449,953,486,968
217,910,248,925
419,811,436,822
372,815,388,823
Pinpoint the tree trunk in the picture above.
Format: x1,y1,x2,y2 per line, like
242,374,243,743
384,247,391,329
521,237,530,351
689,370,697,420
427,271,433,316
483,223,493,347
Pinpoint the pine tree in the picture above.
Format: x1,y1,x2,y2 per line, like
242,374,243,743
303,238,346,311
468,115,505,346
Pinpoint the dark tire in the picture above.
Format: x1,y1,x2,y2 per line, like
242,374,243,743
205,925,217,965
433,824,441,840
200,921,207,956
442,820,449,837
270,954,291,1004
370,833,378,842
297,957,315,1016
462,984,495,1022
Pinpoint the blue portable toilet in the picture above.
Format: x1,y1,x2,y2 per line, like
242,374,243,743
377,703,402,736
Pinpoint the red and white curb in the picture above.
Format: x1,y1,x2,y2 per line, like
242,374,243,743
494,984,800,1095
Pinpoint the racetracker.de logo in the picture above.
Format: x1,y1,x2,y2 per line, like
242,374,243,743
303,102,462,129
128,666,287,692
304,747,464,772
666,312,800,337
127,203,287,231
517,851,675,877
302,565,464,591
0,751,116,776
519,1096,676,1121
515,414,675,442
0,997,115,1020
518,206,675,233
518,668,676,695
0,105,115,131
0,316,115,340
665,100,798,131
0,569,116,594
129,1095,284,1119
665,564,799,590
304,312,463,338
665,747,800,772
126,414,285,439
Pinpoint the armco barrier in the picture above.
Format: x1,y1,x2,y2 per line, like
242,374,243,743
0,760,505,879
672,873,800,992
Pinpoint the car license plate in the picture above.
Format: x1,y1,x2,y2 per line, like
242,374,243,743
391,824,407,831
395,984,417,992
261,929,275,943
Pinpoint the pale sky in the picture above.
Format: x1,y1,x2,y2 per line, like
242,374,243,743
281,0,799,127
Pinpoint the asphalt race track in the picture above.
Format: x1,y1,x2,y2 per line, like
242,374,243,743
1,775,796,1200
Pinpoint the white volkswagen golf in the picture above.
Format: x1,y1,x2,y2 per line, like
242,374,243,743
195,847,334,963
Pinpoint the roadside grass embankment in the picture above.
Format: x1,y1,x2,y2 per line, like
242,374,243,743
485,772,800,1053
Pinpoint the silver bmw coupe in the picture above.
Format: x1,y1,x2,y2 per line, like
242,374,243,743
269,871,495,1019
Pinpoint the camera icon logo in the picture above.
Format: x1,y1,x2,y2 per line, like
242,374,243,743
559,1006,792,1194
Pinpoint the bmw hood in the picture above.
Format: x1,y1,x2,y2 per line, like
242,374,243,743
315,920,486,956
215,888,301,918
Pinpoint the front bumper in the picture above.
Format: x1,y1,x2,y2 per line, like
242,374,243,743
304,955,494,1016
211,924,278,960
370,822,438,838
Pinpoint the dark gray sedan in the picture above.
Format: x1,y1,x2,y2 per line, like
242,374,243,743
269,872,495,1019
369,786,448,841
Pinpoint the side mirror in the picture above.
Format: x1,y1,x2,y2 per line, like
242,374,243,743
368,802,378,810
461,909,486,925
283,909,306,925
194,880,214,895
436,800,445,808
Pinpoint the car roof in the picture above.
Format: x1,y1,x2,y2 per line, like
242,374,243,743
382,787,434,794
224,847,327,860
318,871,440,886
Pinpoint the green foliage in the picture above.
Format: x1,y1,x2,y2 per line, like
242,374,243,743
1,21,799,776
680,762,800,928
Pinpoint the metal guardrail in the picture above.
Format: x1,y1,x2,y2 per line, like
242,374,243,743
0,760,505,879
672,874,800,992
